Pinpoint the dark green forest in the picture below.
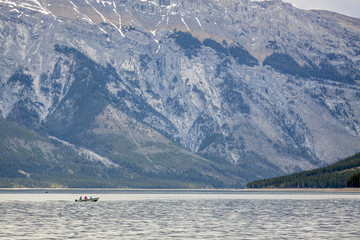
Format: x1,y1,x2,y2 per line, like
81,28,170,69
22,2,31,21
247,152,360,188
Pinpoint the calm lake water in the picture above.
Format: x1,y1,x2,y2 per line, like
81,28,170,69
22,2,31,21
1,189,360,239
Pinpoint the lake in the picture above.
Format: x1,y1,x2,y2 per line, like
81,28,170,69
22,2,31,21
1,189,360,239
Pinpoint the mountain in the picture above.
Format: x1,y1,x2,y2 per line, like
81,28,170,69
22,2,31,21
0,117,119,188
247,152,360,188
0,0,360,188
0,116,249,188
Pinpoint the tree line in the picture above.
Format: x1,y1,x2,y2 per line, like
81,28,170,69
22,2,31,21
247,152,360,188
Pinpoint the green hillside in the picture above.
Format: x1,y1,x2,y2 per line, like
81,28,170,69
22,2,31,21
0,118,128,188
247,152,360,188
0,117,249,188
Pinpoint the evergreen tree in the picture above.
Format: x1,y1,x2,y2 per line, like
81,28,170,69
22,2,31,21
346,173,360,188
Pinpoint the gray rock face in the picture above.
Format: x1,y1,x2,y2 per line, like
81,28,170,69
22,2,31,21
1,0,360,185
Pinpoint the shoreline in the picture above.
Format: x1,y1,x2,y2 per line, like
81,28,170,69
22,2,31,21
1,188,360,193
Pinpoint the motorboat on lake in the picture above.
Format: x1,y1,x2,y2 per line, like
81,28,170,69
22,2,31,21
75,197,99,202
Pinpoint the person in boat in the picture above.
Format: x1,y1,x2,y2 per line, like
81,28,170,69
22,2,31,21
84,196,87,200
79,196,82,200
90,196,92,199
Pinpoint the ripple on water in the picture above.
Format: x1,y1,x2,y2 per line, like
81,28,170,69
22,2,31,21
1,192,360,239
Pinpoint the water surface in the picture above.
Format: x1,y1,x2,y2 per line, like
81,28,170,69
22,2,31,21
1,189,360,239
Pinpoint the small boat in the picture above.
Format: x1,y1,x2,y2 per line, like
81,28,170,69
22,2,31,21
75,197,99,202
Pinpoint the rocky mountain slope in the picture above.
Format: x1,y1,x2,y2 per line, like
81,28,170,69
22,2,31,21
0,113,246,188
0,0,360,187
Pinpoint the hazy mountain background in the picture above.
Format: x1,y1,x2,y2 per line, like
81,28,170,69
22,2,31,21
283,0,360,19
0,0,359,188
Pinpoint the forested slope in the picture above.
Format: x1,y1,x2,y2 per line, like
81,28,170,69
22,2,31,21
247,153,360,188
